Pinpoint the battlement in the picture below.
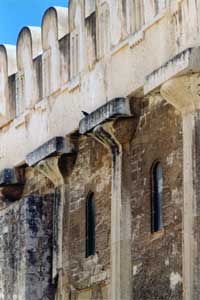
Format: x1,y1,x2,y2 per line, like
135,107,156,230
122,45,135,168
0,0,199,168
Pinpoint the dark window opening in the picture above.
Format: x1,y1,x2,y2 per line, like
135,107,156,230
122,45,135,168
151,162,163,233
86,192,96,257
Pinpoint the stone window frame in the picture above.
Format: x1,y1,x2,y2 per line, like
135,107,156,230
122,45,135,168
85,191,96,258
151,161,163,233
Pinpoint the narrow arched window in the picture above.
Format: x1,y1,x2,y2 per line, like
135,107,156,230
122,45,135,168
86,192,96,257
151,162,163,232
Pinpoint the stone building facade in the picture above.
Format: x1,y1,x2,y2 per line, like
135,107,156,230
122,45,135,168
0,0,200,299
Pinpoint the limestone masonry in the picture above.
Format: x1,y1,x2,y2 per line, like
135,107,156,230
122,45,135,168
0,0,200,299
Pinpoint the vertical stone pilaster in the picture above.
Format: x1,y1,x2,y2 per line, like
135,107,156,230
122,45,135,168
161,75,200,300
182,113,196,300
91,122,132,300
188,111,200,299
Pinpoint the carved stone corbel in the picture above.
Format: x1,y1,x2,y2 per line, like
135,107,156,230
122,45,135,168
36,156,64,187
160,73,200,114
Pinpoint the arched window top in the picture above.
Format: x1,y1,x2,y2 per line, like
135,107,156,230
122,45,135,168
86,192,96,257
153,162,163,192
151,161,163,233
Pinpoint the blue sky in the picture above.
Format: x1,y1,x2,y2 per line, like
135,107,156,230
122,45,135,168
0,0,69,45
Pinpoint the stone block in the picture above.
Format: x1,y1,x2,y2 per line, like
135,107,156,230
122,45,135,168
77,289,92,300
91,271,107,284
145,47,200,94
0,194,54,299
79,97,132,134
26,136,73,166
0,168,23,186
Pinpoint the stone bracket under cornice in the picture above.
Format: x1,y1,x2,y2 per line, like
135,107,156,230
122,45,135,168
79,97,133,135
144,47,200,95
25,136,74,167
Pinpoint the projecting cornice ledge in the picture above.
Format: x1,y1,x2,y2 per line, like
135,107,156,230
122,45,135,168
26,136,74,167
144,47,200,95
79,97,133,134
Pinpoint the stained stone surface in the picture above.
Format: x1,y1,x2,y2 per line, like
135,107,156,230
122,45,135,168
0,194,54,300
0,169,22,186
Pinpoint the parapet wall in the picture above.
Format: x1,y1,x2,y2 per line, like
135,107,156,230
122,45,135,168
0,0,199,168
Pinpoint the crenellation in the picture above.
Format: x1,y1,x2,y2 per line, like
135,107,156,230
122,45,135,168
69,0,85,78
85,0,96,18
0,0,193,132
16,27,42,113
0,45,17,76
42,7,69,95
0,45,17,127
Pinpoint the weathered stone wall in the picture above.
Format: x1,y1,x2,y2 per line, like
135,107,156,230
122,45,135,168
0,96,184,300
61,136,112,299
50,95,183,299
129,96,183,299
0,194,54,300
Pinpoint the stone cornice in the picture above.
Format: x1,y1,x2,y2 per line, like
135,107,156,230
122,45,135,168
145,47,200,95
79,98,133,135
26,136,73,167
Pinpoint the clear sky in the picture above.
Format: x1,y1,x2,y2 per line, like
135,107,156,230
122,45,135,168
0,0,69,45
